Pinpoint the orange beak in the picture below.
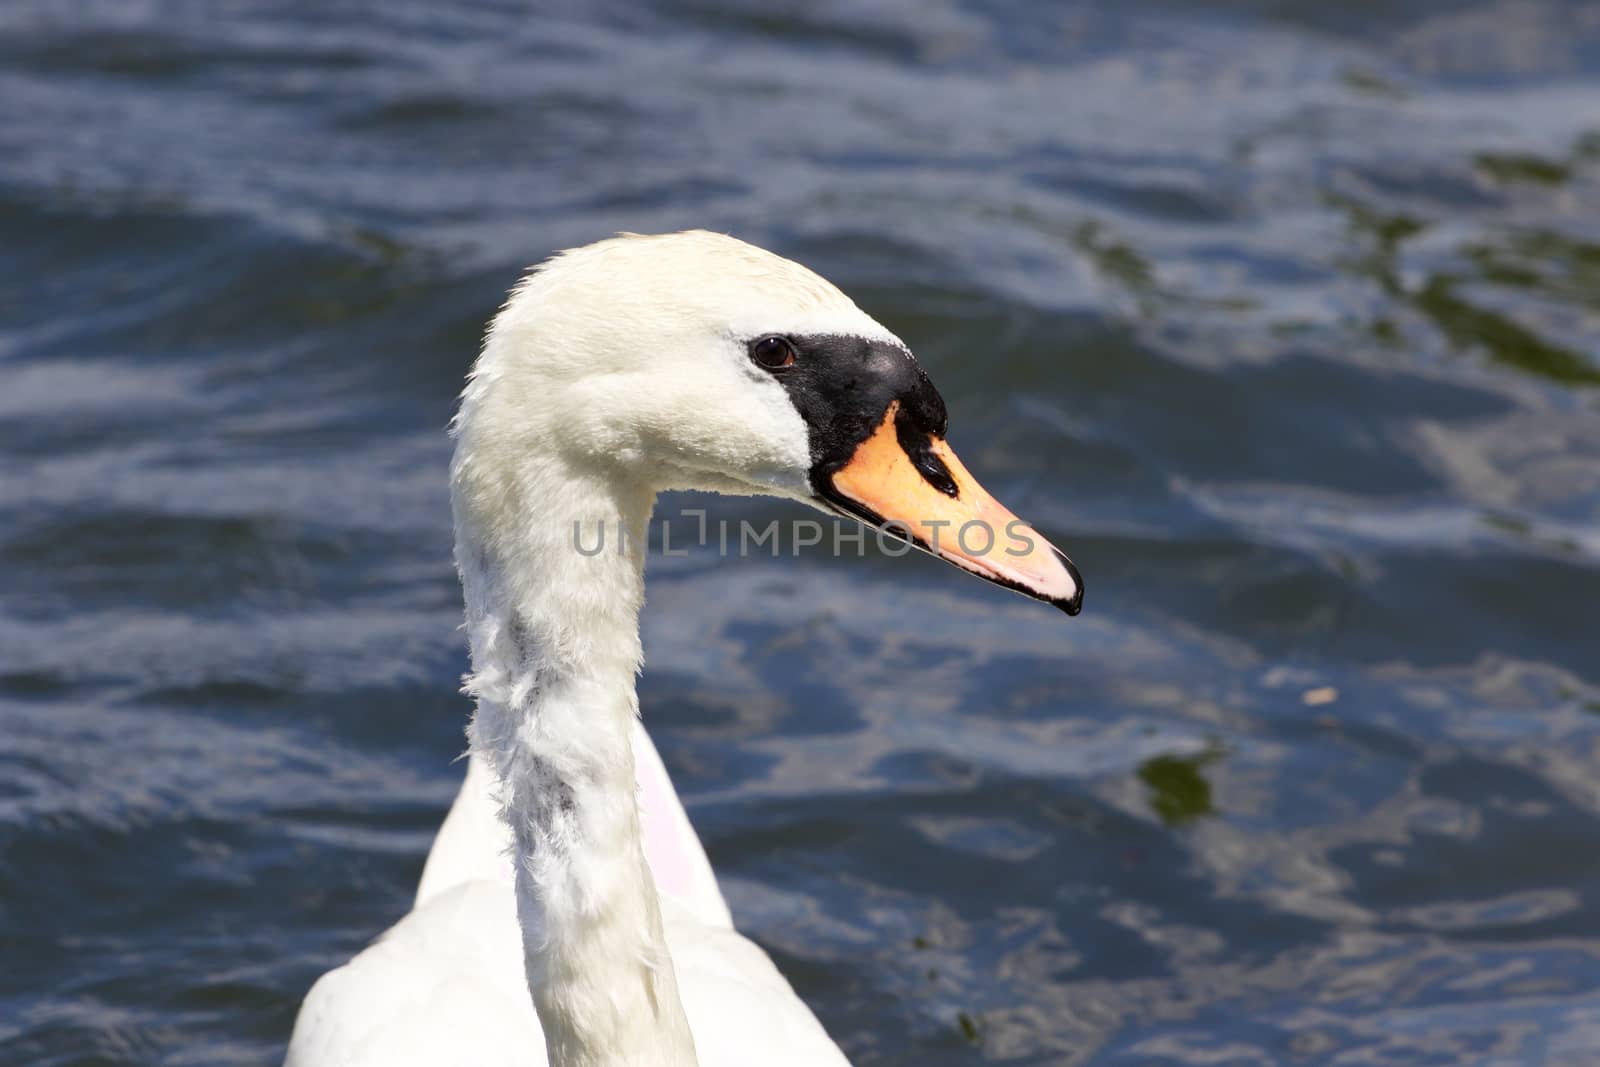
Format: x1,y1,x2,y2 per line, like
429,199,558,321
820,402,1083,615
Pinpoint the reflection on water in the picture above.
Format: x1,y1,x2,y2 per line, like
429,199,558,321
2,1,1599,1064
1138,750,1220,827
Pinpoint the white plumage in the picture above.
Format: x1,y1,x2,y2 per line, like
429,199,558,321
287,727,844,1066
287,231,1080,1066
289,232,886,1066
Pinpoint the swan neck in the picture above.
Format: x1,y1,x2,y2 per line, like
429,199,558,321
453,451,697,1067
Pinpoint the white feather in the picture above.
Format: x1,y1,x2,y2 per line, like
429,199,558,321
287,232,902,1066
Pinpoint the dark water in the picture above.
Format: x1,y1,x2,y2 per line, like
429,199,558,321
4,2,1600,1064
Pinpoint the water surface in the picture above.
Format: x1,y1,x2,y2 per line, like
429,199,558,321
4,2,1600,1064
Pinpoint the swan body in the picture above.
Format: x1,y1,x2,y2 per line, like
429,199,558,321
287,231,1081,1066
287,726,840,1067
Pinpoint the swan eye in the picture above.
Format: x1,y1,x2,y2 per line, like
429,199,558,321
749,335,796,370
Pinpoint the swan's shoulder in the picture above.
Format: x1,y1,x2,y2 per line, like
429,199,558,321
286,881,847,1067
416,720,732,929
286,723,844,1065
665,907,851,1066
286,879,539,1067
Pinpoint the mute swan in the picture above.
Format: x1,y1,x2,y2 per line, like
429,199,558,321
286,231,1082,1067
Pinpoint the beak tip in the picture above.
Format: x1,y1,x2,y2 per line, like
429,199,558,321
1055,556,1084,617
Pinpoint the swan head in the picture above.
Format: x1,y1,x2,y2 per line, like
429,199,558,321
457,230,1082,615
